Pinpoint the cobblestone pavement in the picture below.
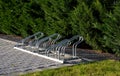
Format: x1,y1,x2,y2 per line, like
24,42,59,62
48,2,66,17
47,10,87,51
0,38,62,75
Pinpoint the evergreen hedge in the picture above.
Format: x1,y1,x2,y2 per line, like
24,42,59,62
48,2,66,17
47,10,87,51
0,0,120,55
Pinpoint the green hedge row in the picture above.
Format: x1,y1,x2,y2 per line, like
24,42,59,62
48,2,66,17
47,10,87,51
0,0,120,55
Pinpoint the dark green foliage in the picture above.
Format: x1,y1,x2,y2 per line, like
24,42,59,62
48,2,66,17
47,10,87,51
0,0,120,55
69,0,120,55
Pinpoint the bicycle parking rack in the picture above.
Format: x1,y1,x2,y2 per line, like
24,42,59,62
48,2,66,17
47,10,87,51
14,32,83,63
15,32,44,47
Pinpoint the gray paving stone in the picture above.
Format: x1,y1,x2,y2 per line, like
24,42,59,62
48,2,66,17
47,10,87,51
0,38,61,75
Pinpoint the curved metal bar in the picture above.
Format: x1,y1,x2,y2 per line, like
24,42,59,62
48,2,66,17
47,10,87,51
29,34,45,46
69,35,81,42
43,34,61,48
72,36,84,58
56,46,62,59
59,46,67,60
35,33,61,48
46,35,83,60
45,39,69,54
55,45,67,59
55,42,70,59
45,39,71,60
51,34,61,44
75,37,83,53
21,32,44,45
61,46,66,56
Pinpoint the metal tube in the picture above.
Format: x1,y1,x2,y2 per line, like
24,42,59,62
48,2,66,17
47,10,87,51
35,33,61,48
22,32,44,45
72,36,83,58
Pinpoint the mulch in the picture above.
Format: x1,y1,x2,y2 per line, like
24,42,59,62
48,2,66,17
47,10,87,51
0,34,119,61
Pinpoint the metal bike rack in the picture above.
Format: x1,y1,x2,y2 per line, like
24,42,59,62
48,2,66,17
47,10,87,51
35,33,61,50
69,35,83,58
45,39,71,59
14,32,83,63
44,35,83,62
15,32,44,47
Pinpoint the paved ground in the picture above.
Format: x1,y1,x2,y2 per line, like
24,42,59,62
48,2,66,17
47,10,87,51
0,38,63,75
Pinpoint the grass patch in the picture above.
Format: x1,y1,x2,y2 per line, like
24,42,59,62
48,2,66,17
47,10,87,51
20,60,120,76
